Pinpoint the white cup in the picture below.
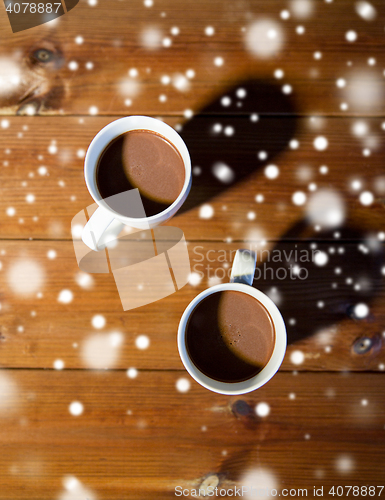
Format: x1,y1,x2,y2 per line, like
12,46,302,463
82,116,192,251
178,250,287,395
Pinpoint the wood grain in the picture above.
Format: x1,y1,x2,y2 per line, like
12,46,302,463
0,240,383,370
0,116,384,241
0,370,383,499
0,0,384,497
0,0,384,116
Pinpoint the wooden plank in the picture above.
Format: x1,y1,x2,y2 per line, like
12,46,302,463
0,370,383,499
0,240,384,370
0,0,385,116
0,3,383,500
0,116,384,241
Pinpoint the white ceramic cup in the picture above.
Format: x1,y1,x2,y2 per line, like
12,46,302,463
178,250,287,395
82,116,192,251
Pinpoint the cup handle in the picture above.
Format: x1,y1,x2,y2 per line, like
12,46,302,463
82,206,125,252
230,249,256,286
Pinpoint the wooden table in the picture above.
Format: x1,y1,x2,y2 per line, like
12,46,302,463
0,0,384,498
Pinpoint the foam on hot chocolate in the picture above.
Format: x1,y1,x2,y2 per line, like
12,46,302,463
122,129,185,205
186,290,276,383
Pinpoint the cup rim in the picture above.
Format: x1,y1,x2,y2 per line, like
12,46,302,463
84,116,192,226
177,283,287,395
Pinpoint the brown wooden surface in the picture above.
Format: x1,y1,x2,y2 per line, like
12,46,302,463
0,371,384,499
1,0,385,116
0,116,384,240
0,240,384,371
0,0,384,498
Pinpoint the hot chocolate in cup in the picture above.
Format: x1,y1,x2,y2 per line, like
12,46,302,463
178,250,287,395
82,116,191,251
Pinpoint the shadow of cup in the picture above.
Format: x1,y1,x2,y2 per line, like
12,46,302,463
178,79,297,214
251,224,385,344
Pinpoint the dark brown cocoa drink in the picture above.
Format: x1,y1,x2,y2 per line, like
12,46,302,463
186,291,275,383
96,129,185,217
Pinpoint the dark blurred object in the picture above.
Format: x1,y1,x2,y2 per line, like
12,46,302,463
179,80,297,213
253,224,385,344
